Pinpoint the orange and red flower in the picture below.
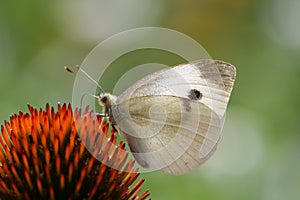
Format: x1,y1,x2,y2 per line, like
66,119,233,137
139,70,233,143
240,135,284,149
0,103,150,200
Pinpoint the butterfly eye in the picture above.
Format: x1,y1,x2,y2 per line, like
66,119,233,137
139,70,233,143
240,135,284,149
100,96,108,104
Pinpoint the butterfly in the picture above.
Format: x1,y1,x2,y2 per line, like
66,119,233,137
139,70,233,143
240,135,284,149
67,59,236,175
95,59,236,175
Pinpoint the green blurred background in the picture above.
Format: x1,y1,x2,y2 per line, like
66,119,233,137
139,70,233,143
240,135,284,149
1,0,299,199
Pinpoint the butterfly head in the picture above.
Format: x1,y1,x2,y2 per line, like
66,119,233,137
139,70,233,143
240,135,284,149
98,93,117,117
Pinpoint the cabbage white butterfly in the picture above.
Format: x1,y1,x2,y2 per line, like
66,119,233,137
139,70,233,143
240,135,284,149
67,59,236,175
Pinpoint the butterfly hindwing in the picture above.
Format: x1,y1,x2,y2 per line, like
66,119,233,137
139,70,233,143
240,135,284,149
113,95,221,175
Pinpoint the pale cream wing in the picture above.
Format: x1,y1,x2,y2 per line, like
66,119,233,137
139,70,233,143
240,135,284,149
117,59,236,118
113,59,236,175
112,95,221,175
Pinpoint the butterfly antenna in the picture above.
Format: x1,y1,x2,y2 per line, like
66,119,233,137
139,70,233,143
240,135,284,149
64,65,105,94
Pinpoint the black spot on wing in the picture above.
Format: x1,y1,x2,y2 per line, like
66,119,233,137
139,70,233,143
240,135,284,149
188,89,202,100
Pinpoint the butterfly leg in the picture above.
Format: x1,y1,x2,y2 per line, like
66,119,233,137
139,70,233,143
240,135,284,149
95,113,107,117
95,113,119,132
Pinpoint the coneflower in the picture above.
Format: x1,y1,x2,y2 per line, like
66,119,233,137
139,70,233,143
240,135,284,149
0,103,150,200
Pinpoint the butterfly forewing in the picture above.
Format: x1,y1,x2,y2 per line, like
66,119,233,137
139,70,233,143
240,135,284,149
117,60,236,118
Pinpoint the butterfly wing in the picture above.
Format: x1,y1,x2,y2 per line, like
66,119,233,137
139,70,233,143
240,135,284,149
112,60,236,175
117,59,236,118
